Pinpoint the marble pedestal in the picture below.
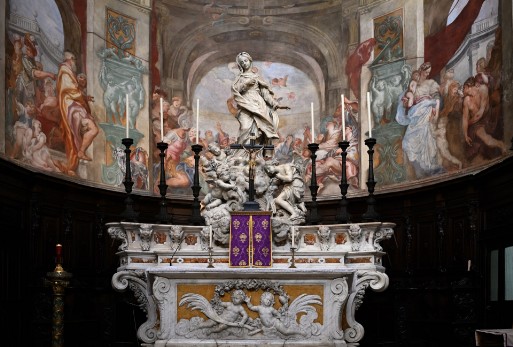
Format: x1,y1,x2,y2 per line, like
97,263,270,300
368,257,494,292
109,222,394,347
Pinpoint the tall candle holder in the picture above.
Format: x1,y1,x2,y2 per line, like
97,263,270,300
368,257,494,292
207,246,214,268
46,244,72,347
307,143,320,225
191,144,205,225
156,141,172,223
362,138,380,221
121,138,139,221
289,247,297,268
336,140,351,223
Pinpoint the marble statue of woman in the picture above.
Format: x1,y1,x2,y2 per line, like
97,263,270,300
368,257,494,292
231,52,289,145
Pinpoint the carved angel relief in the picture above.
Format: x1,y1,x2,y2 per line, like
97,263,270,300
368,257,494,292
175,280,322,339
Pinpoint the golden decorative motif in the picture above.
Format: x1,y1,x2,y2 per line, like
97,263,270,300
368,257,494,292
232,246,240,256
254,232,262,243
233,220,241,229
238,260,247,266
239,233,248,243
261,219,269,229
254,260,263,266
261,247,269,257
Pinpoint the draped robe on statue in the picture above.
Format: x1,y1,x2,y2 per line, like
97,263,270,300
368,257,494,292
232,71,279,145
56,63,94,174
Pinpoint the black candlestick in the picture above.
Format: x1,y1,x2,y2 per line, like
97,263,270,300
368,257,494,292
362,138,380,221
336,140,351,223
191,144,205,225
121,138,139,221
307,143,320,225
155,141,172,223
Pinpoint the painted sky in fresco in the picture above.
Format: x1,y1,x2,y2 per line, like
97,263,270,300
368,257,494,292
193,61,319,140
9,0,64,50
447,0,497,25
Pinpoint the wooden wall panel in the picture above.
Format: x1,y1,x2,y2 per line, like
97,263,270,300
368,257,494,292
1,156,512,346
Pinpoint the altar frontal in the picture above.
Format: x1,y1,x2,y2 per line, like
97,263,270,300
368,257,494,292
229,211,273,267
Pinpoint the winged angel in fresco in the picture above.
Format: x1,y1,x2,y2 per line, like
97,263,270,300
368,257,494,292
176,290,322,339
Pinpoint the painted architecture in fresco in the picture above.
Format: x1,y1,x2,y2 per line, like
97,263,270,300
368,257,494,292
2,0,510,199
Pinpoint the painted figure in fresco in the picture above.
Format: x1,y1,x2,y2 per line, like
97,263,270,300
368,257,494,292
162,114,192,184
370,76,389,125
15,33,56,105
167,96,188,130
56,51,99,175
231,52,289,145
215,121,230,149
439,68,456,97
462,76,506,161
24,120,61,172
402,70,420,110
274,134,294,164
396,62,443,179
430,87,463,170
345,38,376,99
10,100,37,159
125,76,144,130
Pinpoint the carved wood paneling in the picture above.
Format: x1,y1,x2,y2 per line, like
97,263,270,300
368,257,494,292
0,155,512,346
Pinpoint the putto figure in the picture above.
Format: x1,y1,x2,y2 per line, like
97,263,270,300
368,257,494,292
231,52,289,145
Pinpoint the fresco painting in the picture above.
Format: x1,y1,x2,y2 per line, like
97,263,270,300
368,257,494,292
3,0,509,200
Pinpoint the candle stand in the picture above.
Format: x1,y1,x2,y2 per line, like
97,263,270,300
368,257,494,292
121,138,139,221
46,246,72,347
289,247,297,268
207,246,214,268
156,141,172,223
307,143,320,225
190,144,205,225
336,140,351,223
362,138,380,222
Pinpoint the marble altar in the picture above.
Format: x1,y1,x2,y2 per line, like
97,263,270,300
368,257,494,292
108,221,394,347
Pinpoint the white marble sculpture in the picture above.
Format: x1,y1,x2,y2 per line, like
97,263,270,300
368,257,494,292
108,221,394,346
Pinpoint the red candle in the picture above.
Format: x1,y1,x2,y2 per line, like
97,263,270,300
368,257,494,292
56,244,62,257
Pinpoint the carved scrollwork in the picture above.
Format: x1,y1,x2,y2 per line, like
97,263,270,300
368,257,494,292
373,227,394,251
344,270,389,343
329,277,349,340
139,224,153,251
108,226,128,251
111,270,158,343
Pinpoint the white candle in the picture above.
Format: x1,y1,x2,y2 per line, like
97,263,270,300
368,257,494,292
366,91,372,138
160,97,164,140
468,259,471,271
196,99,199,144
209,225,213,248
291,226,295,248
341,94,346,141
310,102,315,143
126,94,129,138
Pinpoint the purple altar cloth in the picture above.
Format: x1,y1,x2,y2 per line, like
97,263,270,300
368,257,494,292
229,211,272,267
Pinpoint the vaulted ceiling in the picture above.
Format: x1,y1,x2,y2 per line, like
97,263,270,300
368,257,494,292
155,0,355,101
